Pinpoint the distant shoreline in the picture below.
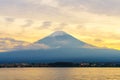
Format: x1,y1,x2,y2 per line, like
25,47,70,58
1,62,120,68
1,67,120,68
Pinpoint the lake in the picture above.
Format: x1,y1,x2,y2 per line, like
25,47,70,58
0,68,120,80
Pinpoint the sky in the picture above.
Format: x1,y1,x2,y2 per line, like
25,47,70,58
0,0,120,51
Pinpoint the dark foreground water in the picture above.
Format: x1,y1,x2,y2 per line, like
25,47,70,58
0,68,120,80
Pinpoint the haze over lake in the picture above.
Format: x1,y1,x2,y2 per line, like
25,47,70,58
0,68,120,80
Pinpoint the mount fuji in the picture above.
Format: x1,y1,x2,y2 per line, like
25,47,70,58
0,31,120,63
35,31,95,49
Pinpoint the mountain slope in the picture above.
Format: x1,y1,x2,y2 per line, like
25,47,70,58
35,31,95,49
0,31,120,63
0,48,120,63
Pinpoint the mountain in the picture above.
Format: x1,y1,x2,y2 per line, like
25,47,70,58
35,31,95,49
0,31,120,63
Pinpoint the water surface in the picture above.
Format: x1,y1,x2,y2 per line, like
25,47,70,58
0,68,120,80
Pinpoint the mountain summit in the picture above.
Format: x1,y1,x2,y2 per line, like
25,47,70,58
35,31,94,49
49,31,68,37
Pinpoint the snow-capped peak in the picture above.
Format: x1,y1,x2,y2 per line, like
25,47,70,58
50,31,67,37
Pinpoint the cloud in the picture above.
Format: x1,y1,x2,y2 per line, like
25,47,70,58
5,17,15,23
22,43,50,50
82,44,97,49
76,24,86,30
21,20,33,27
1,0,120,20
0,0,61,19
94,39,103,42
40,21,52,29
54,23,67,31
57,0,120,16
40,0,58,7
0,38,50,52
18,20,34,34
0,38,29,52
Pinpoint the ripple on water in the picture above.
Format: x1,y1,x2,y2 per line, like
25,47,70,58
0,68,120,80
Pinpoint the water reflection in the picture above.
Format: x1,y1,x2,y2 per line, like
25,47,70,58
0,68,120,80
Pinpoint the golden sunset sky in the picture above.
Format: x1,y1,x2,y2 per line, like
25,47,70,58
0,0,120,50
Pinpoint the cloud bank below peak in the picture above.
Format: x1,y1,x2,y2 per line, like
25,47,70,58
0,38,50,52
